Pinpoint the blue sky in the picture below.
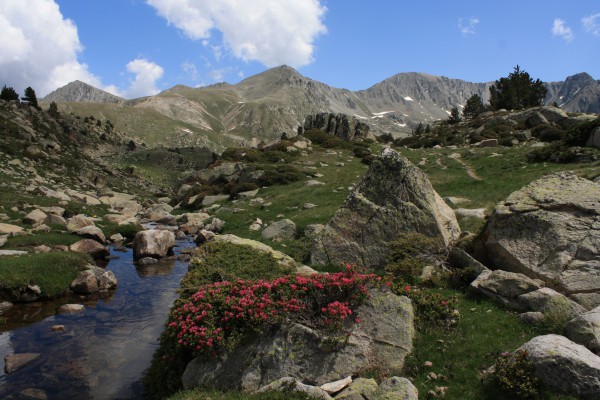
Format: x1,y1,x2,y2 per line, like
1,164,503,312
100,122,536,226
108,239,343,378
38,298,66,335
1,0,598,97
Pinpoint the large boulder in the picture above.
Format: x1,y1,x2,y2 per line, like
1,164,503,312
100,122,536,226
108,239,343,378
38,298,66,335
480,172,600,308
132,230,175,260
565,306,600,355
182,288,414,392
70,266,117,294
311,148,460,269
23,209,47,226
469,269,545,310
517,334,600,398
70,239,110,259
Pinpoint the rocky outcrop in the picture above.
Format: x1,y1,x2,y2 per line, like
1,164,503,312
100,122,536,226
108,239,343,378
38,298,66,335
311,148,460,269
132,230,175,260
517,334,600,398
182,288,414,392
479,172,600,308
303,113,371,141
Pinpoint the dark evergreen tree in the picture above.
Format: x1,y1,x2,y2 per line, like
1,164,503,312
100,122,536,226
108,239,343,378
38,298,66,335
448,106,461,124
22,87,39,109
489,65,547,111
425,124,431,133
414,122,425,135
0,85,19,102
47,101,60,118
462,94,486,119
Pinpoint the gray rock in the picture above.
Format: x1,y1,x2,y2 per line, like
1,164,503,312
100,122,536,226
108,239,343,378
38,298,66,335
320,376,352,394
519,311,546,325
517,288,586,321
469,269,545,310
374,377,418,400
45,213,67,227
517,334,600,398
0,223,23,235
70,239,110,259
23,209,47,225
66,215,95,232
311,148,460,269
132,230,175,260
204,217,225,233
256,377,333,400
261,219,297,241
74,225,106,242
447,247,488,274
454,208,486,220
59,304,85,313
304,224,325,238
478,138,498,147
335,378,378,400
0,301,13,315
70,270,98,294
202,194,230,207
480,172,600,303
0,250,28,256
182,288,414,392
565,306,600,355
571,293,600,311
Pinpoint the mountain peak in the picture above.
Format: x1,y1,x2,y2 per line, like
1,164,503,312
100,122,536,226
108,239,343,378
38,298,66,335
42,81,124,103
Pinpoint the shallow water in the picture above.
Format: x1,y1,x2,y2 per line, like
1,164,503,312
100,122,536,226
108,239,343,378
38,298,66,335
0,238,194,399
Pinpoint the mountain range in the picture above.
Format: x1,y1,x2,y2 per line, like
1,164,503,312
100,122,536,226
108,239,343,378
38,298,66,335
42,66,600,151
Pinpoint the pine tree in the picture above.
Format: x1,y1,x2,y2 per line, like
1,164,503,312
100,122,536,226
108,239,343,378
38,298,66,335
462,94,486,119
489,65,547,111
0,85,19,102
48,101,60,118
22,87,39,109
448,107,461,124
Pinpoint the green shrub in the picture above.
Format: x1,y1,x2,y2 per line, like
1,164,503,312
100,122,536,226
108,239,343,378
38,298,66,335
532,125,566,142
220,148,261,162
387,233,445,264
223,182,259,197
181,241,294,292
491,350,541,399
258,165,304,186
393,285,460,329
565,116,600,146
499,137,515,147
116,223,144,240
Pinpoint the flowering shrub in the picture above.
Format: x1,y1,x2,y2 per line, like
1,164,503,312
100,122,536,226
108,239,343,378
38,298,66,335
491,349,541,399
165,266,382,357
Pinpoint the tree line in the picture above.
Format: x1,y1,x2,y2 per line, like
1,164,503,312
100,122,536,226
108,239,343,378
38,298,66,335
1,85,40,109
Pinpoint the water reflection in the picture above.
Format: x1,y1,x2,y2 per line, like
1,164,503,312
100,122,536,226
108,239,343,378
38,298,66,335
0,238,195,399
135,258,176,277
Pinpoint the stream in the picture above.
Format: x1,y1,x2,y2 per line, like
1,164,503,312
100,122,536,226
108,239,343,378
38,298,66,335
0,236,195,399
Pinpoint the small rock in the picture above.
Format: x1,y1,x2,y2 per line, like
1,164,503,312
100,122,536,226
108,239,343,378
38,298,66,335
138,257,159,266
51,325,65,332
23,209,47,226
59,304,85,313
0,223,23,235
303,203,317,209
70,239,110,259
320,376,352,394
109,233,124,242
0,301,14,314
306,180,325,187
4,353,41,373
34,245,51,253
0,250,28,256
423,361,433,368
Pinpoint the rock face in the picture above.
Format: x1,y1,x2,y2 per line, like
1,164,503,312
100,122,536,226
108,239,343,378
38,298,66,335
479,172,600,308
311,148,460,269
182,288,414,392
517,334,600,398
303,113,371,141
132,230,175,260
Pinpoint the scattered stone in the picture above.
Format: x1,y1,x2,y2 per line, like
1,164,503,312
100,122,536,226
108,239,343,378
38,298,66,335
4,353,41,374
0,250,28,256
31,224,51,233
239,189,259,198
0,223,23,235
110,233,124,242
132,230,175,260
261,219,296,241
565,306,600,355
423,361,433,368
23,209,47,225
70,239,110,259
36,186,70,201
454,208,486,220
204,217,225,233
51,325,65,332
311,148,460,269
45,213,67,226
306,180,325,187
517,334,600,398
73,225,106,242
320,376,352,394
256,377,333,400
195,229,216,245
59,304,85,313
303,203,317,209
201,194,230,207
67,215,95,232
34,245,51,253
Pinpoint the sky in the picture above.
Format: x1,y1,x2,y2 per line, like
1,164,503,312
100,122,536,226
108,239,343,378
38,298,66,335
1,0,599,98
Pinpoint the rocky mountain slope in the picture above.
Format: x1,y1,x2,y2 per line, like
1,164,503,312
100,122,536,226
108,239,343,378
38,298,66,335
43,80,124,104
42,67,599,152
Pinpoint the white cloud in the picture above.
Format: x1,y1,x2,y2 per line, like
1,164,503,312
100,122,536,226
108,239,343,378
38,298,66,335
0,0,105,96
181,61,199,81
146,0,327,67
458,17,479,35
124,58,164,98
552,18,574,43
582,13,600,36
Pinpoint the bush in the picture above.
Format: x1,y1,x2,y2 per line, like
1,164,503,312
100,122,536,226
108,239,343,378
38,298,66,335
258,165,304,186
499,137,515,147
532,125,566,142
565,116,600,146
221,148,261,162
223,182,259,197
393,285,460,329
491,350,541,399
181,241,294,291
